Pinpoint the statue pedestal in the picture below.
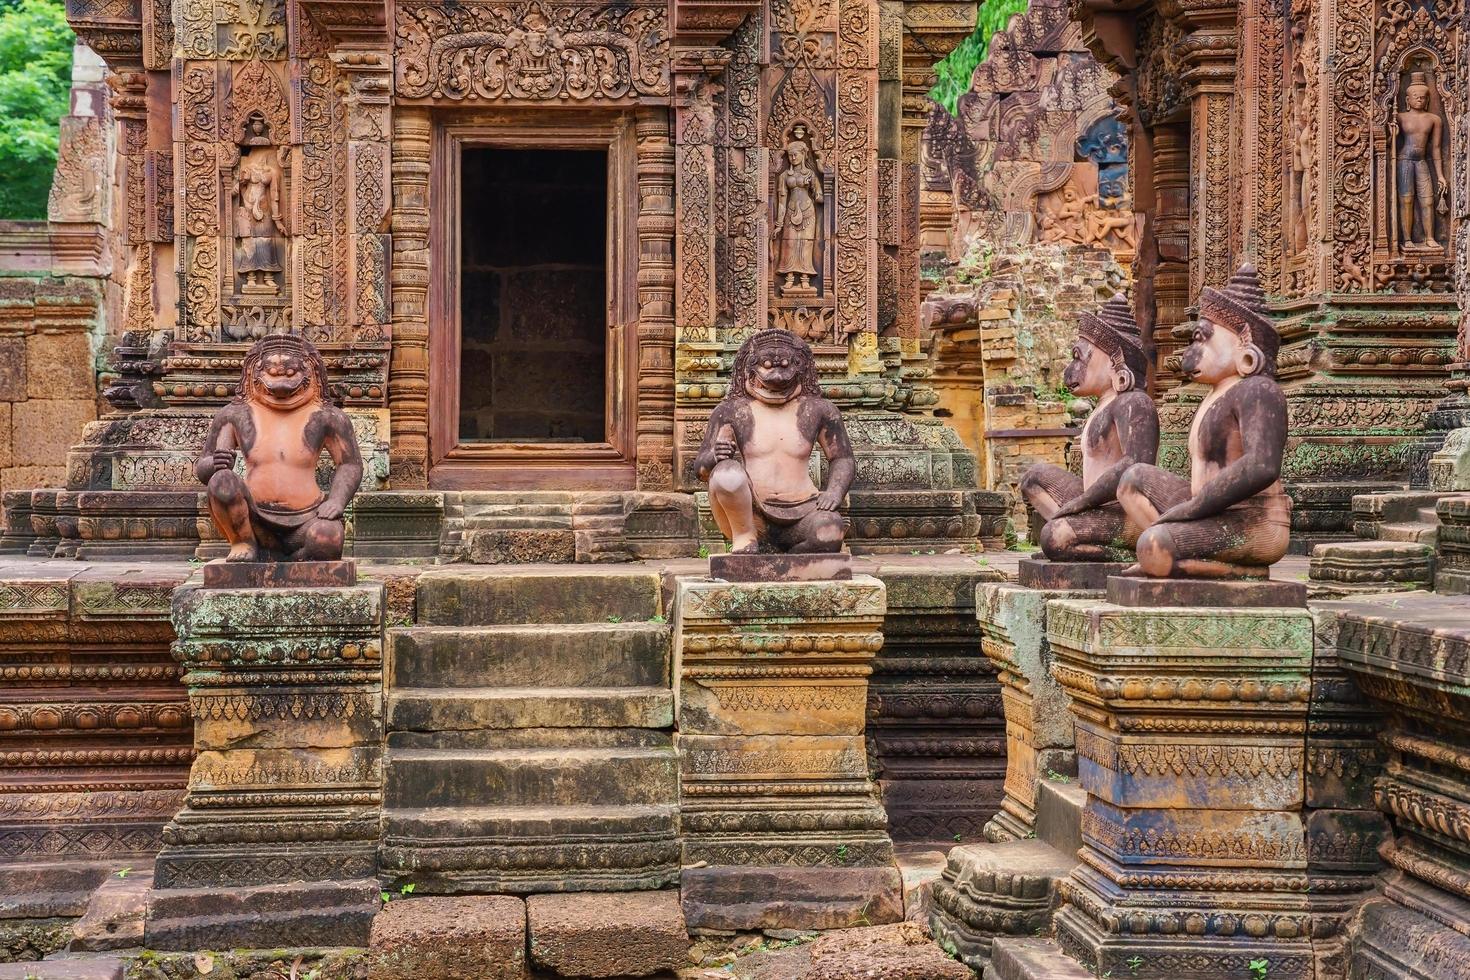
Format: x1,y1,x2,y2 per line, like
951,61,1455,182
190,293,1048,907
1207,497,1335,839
1046,595,1317,978
1017,558,1126,591
201,559,357,588
145,582,384,949
975,580,1099,842
672,576,901,930
708,551,852,581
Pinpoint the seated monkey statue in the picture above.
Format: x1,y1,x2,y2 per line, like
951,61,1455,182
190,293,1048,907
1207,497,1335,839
694,329,853,554
1117,262,1291,578
196,333,363,562
1019,295,1158,561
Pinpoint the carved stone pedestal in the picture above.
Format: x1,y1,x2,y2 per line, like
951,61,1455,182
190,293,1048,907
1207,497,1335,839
672,576,902,930
976,581,1094,842
1046,597,1317,978
145,582,384,949
1336,595,1470,978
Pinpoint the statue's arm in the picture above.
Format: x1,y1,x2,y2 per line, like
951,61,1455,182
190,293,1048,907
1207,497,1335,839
1431,115,1446,184
1157,383,1286,523
817,403,856,509
318,408,363,522
694,403,733,482
195,407,239,485
1056,399,1159,516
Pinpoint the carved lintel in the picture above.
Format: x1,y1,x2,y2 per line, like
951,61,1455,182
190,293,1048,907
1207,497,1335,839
672,0,758,49
298,0,390,50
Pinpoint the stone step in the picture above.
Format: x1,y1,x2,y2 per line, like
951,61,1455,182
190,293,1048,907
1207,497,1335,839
1417,506,1441,525
383,803,677,841
389,622,670,689
1035,779,1084,859
388,687,673,732
1379,521,1438,544
416,567,662,625
0,962,126,980
930,838,1076,972
389,727,669,751
461,515,572,530
385,745,678,808
985,937,1093,980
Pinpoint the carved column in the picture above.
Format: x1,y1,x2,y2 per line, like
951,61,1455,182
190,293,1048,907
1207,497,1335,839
635,108,678,491
388,107,432,488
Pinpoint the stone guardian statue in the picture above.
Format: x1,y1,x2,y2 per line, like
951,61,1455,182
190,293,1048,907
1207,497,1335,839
1020,295,1159,562
695,329,853,555
196,333,363,564
1116,263,1292,578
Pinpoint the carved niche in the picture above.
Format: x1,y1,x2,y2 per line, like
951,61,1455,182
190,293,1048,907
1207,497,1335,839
393,0,671,102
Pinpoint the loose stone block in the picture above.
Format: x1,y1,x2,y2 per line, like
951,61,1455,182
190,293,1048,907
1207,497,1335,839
368,895,528,980
1046,599,1317,978
526,891,687,977
146,583,384,949
673,576,901,931
976,581,1095,842
929,839,1074,971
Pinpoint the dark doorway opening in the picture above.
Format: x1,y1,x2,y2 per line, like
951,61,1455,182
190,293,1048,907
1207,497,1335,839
459,147,607,444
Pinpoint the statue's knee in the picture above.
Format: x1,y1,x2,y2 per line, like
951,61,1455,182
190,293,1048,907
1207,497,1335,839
709,459,750,497
298,519,343,559
207,468,244,504
1039,518,1076,558
1136,526,1174,575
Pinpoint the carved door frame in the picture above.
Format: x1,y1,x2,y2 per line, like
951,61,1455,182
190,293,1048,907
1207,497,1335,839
427,111,640,490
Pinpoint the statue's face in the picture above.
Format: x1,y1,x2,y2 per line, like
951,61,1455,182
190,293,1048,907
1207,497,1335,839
1407,88,1428,110
252,351,315,408
748,344,802,401
1179,317,1240,385
1063,338,1112,397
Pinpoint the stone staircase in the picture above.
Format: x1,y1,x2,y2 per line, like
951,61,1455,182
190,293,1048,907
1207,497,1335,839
379,567,681,893
1309,490,1441,595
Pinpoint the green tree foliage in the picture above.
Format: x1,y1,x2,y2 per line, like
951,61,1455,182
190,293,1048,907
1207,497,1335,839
0,0,75,219
926,0,1030,116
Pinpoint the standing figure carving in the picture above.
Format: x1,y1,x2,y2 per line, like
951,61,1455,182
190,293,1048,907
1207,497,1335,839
1393,71,1447,250
235,154,286,293
1020,295,1159,561
773,125,822,296
695,329,853,554
1117,263,1292,578
196,334,363,562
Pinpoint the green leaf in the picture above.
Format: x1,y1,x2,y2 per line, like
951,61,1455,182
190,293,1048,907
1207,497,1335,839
926,0,1031,117
0,0,73,218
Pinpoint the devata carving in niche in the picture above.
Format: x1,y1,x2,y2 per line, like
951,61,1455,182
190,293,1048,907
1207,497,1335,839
1393,70,1448,250
773,125,823,297
695,330,853,554
234,113,286,295
196,334,363,562
1020,296,1159,561
1117,263,1292,578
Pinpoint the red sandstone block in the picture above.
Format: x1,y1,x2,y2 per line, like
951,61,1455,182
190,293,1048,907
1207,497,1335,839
368,895,528,980
527,891,688,977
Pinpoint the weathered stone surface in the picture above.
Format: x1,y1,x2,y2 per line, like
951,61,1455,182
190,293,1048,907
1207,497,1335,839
986,937,1094,980
894,843,948,922
383,568,678,894
1105,574,1307,608
675,576,900,931
0,916,69,963
417,567,661,625
0,961,123,980
368,895,527,980
69,870,151,951
525,890,687,977
929,839,1074,971
1016,559,1125,590
802,922,972,979
709,551,853,582
200,558,357,588
1046,599,1318,977
976,582,1089,842
0,337,25,402
869,566,1007,841
466,528,576,564
24,333,93,402
148,584,384,946
146,878,380,950
12,400,95,467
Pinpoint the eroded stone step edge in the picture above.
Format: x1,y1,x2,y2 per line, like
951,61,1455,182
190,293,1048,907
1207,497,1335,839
386,686,674,731
416,568,663,625
388,622,670,689
385,746,678,808
388,726,671,750
382,803,678,838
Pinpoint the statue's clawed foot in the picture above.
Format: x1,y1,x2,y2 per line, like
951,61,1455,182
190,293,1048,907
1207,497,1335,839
225,542,261,563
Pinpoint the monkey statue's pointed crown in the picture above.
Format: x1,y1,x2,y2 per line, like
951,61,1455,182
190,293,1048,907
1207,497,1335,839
1077,294,1146,377
1199,261,1279,371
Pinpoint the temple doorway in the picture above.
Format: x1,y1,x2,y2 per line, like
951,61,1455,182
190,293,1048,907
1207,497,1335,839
428,115,638,490
458,148,607,446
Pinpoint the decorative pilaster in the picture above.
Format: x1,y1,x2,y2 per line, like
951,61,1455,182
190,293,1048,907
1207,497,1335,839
674,576,902,930
1047,598,1318,978
388,107,431,488
635,108,677,491
146,583,384,949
